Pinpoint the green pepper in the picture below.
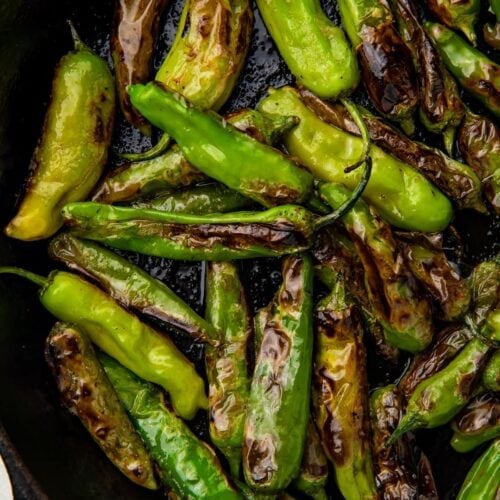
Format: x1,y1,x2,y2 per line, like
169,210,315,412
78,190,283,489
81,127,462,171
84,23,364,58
426,0,480,44
205,261,251,477
469,259,500,327
255,0,359,99
483,350,500,392
258,86,453,232
484,0,500,49
312,271,377,500
451,392,500,453
320,183,434,353
458,110,500,214
456,439,500,500
426,22,500,118
391,337,491,441
482,310,500,343
336,0,418,133
0,267,207,420
48,233,218,345
243,254,314,492
99,354,242,499
45,323,158,489
4,25,115,241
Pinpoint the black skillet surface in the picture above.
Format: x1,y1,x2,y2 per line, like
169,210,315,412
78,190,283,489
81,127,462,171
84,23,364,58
0,0,498,498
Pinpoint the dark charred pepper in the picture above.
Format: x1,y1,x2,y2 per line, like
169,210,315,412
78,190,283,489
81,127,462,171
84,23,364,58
484,0,500,49
100,354,243,499
451,392,500,453
4,25,115,241
112,0,169,134
48,233,218,345
427,22,500,118
483,350,500,392
0,267,207,420
45,323,158,489
336,0,419,133
312,271,377,499
243,255,314,493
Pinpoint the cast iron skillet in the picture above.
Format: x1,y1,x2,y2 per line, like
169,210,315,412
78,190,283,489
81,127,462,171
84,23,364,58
0,1,498,498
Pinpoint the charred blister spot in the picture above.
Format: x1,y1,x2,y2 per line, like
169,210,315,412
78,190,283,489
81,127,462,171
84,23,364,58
278,256,304,312
93,112,105,144
322,412,348,467
456,392,500,433
245,434,278,484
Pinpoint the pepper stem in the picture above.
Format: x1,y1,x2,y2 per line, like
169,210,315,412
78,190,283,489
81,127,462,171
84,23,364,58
0,267,47,287
67,20,87,52
387,413,420,446
118,132,171,161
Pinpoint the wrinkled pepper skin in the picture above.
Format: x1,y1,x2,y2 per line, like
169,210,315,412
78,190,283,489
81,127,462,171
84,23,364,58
392,337,491,440
62,202,315,261
312,273,377,500
427,22,500,118
484,0,500,49
369,385,419,499
336,0,419,133
100,354,242,499
320,183,434,353
458,111,500,214
128,83,314,207
112,0,168,134
456,439,500,500
300,89,482,212
45,323,158,489
5,31,115,241
156,0,252,111
48,234,218,345
426,0,479,44
469,259,500,327
255,0,359,98
205,261,251,477
243,255,314,492
451,392,500,453
258,86,453,232
483,350,500,392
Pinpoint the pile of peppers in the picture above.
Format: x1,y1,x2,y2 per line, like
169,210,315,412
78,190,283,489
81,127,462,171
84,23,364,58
1,0,499,498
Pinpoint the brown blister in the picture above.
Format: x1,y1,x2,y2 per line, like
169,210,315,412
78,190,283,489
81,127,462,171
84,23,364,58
456,348,490,400
300,420,328,480
455,392,500,434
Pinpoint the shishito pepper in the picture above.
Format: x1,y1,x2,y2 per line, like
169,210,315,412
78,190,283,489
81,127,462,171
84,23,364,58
456,439,500,500
258,86,453,232
45,323,158,490
0,267,207,420
312,271,377,499
427,22,500,118
48,233,218,345
451,392,500,453
484,0,500,49
483,350,500,392
100,354,242,499
243,255,314,492
468,258,500,328
255,0,359,98
4,26,115,241
205,261,251,477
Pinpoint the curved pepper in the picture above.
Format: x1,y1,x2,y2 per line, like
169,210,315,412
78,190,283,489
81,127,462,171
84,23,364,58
100,354,242,499
0,267,207,420
427,22,500,118
483,350,500,392
243,255,314,492
48,233,218,345
4,26,115,241
255,0,359,98
258,86,453,232
45,323,158,489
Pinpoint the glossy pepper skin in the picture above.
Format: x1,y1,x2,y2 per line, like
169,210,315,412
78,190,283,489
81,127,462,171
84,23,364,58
243,255,314,492
336,0,419,133
300,88,482,212
427,22,500,118
111,0,168,134
0,267,207,420
451,392,500,453
62,202,315,261
312,272,377,500
100,354,242,499
258,86,453,232
4,28,115,241
458,110,500,214
205,261,251,476
255,0,359,98
484,0,500,49
320,183,434,353
456,439,500,500
48,233,218,345
469,259,500,327
156,0,252,111
45,323,158,489
483,350,500,392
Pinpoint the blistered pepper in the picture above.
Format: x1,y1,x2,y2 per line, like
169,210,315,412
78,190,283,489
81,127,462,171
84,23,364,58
483,350,500,392
4,26,115,241
468,259,500,327
484,0,500,49
0,267,207,419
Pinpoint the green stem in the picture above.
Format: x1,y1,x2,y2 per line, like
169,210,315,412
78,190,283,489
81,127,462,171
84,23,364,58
67,20,86,52
118,132,171,161
0,267,47,287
